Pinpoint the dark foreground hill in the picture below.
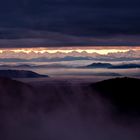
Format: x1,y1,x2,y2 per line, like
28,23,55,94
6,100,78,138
91,77,140,116
0,77,35,110
0,70,48,78
0,77,140,140
0,76,140,116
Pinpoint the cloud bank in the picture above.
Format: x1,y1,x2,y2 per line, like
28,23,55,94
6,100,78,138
0,49,139,60
0,0,140,47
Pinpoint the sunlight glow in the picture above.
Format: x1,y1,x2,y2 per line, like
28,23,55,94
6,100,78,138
0,47,137,55
0,46,139,59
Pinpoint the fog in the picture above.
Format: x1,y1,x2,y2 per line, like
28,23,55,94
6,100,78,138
0,77,140,140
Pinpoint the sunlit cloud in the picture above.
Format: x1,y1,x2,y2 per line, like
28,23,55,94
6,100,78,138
0,46,139,59
0,46,139,54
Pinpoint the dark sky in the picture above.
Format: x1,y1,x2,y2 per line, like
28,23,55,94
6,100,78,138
0,0,140,47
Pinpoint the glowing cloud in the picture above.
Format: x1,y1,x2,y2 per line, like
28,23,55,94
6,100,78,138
0,47,138,54
0,46,139,59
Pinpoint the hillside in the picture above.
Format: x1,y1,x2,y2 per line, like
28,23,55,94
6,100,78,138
91,77,140,116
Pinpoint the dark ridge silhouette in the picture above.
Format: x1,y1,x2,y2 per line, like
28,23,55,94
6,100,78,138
83,62,113,68
0,56,91,63
83,63,140,69
93,72,121,76
91,77,140,116
0,77,35,110
0,64,70,68
110,63,140,69
0,77,70,113
0,58,28,62
0,70,48,78
0,64,33,68
31,56,92,62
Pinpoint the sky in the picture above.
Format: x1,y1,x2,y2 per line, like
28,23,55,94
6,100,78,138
0,0,140,47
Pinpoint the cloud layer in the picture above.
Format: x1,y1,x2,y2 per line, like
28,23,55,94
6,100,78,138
0,49,139,60
0,0,140,47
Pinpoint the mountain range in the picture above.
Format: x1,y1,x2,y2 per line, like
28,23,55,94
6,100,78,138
0,56,140,62
0,70,48,78
84,63,140,69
